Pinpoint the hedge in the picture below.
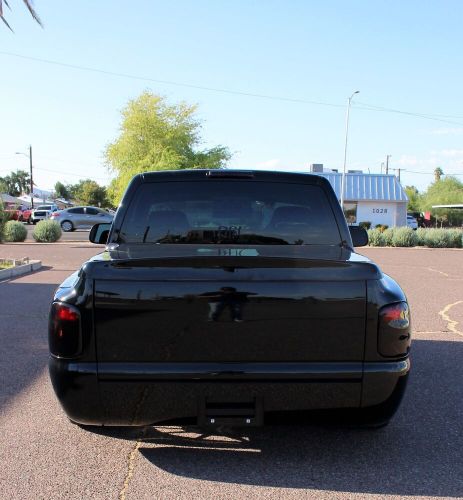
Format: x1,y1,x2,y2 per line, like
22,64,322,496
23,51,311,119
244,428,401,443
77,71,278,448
367,227,462,248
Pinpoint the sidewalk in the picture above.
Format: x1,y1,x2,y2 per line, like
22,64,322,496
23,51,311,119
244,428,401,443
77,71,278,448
0,242,102,269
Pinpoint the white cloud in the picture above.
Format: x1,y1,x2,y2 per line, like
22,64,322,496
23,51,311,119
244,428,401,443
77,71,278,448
397,155,419,166
254,159,282,170
429,128,463,136
439,149,463,158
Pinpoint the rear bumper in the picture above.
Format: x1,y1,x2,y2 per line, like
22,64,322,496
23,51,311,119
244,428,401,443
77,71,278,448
49,358,409,426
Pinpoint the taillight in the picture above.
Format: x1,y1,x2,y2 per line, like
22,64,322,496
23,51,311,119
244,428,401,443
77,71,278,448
49,302,81,357
378,302,411,357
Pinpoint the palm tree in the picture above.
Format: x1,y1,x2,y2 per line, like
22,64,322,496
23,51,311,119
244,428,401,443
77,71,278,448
434,167,444,183
1,1,42,31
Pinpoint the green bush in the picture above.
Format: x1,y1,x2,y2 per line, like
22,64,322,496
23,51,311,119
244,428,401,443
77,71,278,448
423,229,450,248
358,221,371,230
391,227,417,247
375,224,389,232
423,228,462,248
4,220,27,242
367,228,385,246
367,226,462,248
0,205,5,242
447,229,463,248
32,220,62,243
382,228,394,246
415,228,427,246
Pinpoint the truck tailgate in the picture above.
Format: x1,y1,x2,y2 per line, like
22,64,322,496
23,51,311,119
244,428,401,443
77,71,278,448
93,257,369,365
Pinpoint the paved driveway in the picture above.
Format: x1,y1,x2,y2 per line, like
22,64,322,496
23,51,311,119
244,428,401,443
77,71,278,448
0,244,462,499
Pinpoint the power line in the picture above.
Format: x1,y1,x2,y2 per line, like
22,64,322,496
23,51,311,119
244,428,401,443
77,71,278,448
2,51,463,127
401,169,463,176
354,101,463,127
0,51,344,109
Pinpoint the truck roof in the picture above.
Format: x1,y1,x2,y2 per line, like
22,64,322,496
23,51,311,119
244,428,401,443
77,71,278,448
138,169,331,186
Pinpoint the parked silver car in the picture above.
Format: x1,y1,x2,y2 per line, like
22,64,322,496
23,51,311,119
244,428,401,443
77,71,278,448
50,206,114,232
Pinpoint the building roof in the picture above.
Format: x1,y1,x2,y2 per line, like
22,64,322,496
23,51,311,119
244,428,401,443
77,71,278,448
1,193,25,205
314,173,408,202
432,204,463,209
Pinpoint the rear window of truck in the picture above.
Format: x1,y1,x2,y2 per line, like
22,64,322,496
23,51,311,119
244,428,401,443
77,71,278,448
119,181,341,245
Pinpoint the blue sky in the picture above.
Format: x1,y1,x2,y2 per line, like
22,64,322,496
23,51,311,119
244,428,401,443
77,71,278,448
1,0,462,193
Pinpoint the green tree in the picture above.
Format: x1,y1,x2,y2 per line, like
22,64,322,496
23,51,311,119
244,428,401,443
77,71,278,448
0,177,8,193
0,170,30,197
72,179,108,207
105,92,231,204
420,176,463,226
54,181,70,200
404,185,421,212
1,1,42,30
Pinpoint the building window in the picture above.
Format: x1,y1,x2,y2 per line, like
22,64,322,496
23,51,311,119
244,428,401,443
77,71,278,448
343,202,357,223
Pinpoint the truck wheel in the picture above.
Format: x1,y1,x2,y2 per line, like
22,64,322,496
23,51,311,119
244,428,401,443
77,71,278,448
61,220,74,232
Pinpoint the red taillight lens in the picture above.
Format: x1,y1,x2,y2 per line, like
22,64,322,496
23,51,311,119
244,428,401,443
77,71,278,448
378,302,411,357
380,302,410,329
49,302,81,357
57,306,79,321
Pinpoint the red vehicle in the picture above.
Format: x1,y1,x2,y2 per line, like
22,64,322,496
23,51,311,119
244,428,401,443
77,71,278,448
22,208,32,223
4,207,24,222
3,204,31,223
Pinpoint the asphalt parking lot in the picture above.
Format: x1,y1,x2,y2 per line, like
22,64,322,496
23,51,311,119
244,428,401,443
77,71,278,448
1,244,462,499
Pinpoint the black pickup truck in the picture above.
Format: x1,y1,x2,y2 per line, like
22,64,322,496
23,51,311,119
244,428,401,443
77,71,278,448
49,170,411,428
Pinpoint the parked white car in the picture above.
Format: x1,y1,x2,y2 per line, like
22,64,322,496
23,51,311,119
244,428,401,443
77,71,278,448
406,215,418,230
30,204,59,224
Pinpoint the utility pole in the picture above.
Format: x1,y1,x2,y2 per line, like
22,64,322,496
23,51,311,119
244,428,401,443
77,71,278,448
29,145,34,208
391,168,401,182
380,162,384,174
385,155,391,175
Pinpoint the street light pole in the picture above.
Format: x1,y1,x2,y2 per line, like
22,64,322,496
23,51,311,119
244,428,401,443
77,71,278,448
29,145,34,208
340,90,359,211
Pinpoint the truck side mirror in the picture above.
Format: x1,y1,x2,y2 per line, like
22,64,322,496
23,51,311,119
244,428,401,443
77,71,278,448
89,223,111,244
349,226,368,247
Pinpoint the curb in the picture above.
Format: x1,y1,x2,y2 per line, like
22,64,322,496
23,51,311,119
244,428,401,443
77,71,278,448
6,241,98,246
0,260,42,280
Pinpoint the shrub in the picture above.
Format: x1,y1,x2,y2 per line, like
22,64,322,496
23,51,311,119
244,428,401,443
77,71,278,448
415,228,427,246
446,229,463,248
391,227,417,247
382,228,394,246
423,229,452,248
0,205,5,242
367,228,385,246
358,221,371,230
32,220,62,243
4,220,27,242
375,224,389,232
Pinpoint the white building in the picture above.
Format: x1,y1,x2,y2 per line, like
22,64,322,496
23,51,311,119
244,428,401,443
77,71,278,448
310,167,408,227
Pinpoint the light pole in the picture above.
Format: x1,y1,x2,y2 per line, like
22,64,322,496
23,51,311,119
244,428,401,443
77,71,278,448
340,91,359,211
15,145,34,208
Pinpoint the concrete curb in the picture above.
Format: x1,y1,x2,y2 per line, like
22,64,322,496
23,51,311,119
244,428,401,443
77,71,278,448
0,260,42,280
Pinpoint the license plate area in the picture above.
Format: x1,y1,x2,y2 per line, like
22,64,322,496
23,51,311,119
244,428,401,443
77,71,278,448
198,398,263,427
